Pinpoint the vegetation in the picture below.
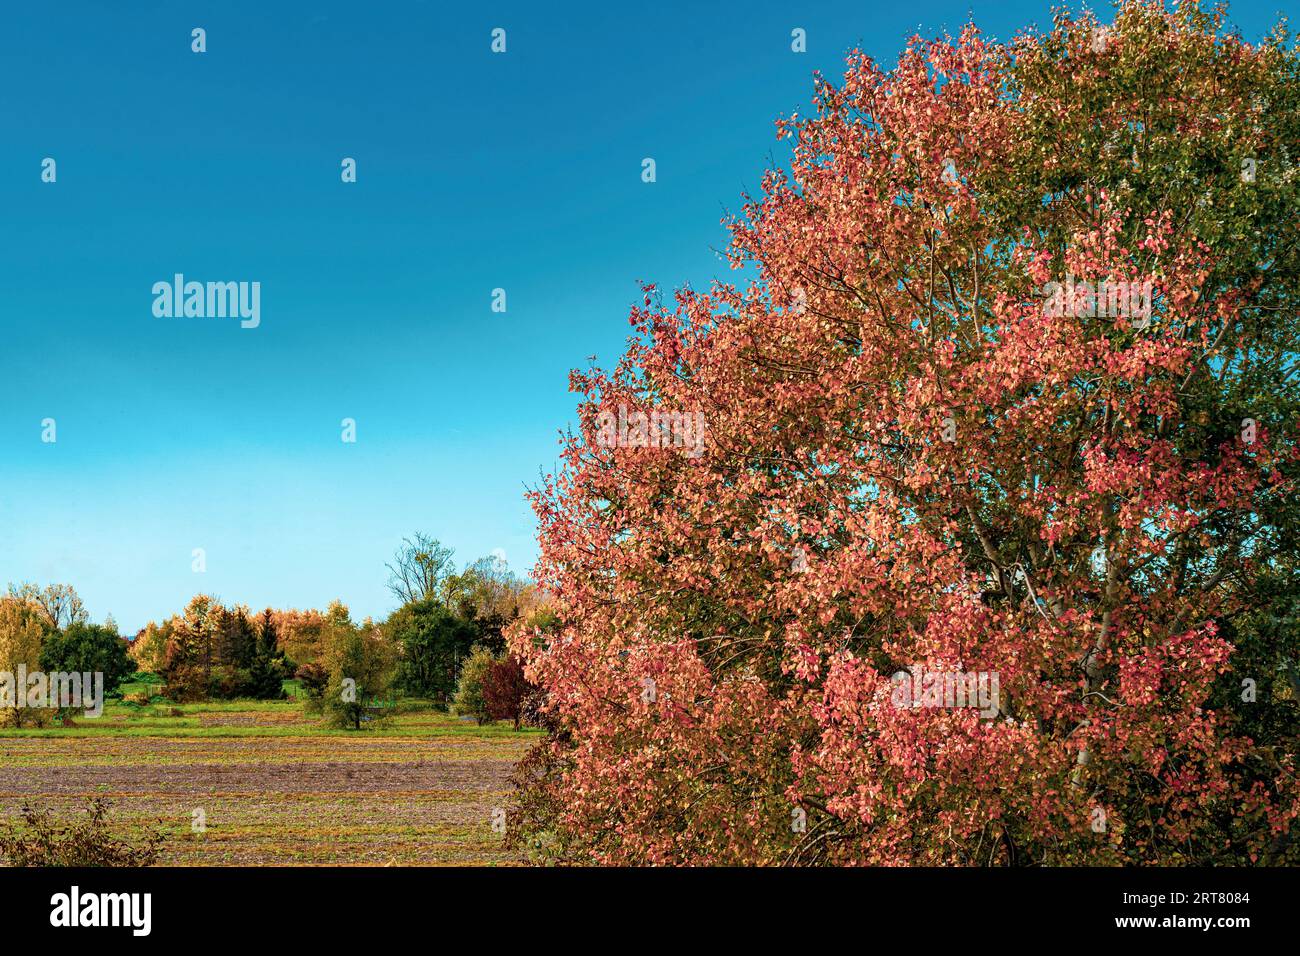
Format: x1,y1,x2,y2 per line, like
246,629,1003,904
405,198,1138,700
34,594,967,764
0,798,164,867
453,645,499,725
510,1,1300,865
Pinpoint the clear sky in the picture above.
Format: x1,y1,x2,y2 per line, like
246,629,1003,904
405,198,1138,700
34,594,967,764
1,0,1289,633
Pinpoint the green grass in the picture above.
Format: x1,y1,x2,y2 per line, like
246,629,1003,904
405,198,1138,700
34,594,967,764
0,676,539,740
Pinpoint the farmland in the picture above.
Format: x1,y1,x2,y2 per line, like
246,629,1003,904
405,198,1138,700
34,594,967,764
0,685,538,866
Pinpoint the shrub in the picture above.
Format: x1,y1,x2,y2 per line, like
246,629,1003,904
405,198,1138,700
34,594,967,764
0,798,164,867
452,645,497,724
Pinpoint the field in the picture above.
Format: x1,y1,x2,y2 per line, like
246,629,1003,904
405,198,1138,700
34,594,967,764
0,684,539,866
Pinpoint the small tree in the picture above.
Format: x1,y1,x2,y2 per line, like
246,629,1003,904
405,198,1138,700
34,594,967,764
452,645,497,724
321,612,396,730
0,598,53,728
482,656,530,730
128,620,171,674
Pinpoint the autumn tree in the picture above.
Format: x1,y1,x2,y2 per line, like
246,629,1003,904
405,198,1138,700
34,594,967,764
128,621,171,674
511,1,1300,865
0,598,53,728
5,583,87,632
482,656,531,730
319,604,397,729
161,595,221,701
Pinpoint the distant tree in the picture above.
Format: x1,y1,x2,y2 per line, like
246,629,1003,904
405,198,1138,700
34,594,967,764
320,609,397,730
258,609,278,658
215,606,258,670
273,607,328,665
39,622,134,697
0,599,53,727
441,556,528,649
294,662,329,698
161,595,222,701
128,621,171,674
386,599,480,702
5,583,87,632
386,533,456,605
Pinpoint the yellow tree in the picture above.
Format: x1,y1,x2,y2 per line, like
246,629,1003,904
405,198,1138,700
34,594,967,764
0,598,53,728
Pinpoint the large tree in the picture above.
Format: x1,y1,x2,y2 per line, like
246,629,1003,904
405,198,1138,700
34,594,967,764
39,622,134,697
512,1,1300,865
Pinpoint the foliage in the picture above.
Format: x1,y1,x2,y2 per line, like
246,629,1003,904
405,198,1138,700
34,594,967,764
0,598,54,728
295,662,329,698
0,798,164,867
511,1,1300,864
453,645,498,725
5,582,87,631
387,598,482,701
482,656,531,730
319,608,397,730
39,622,134,697
128,620,171,673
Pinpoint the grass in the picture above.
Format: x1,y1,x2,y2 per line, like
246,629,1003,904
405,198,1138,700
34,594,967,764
0,683,538,866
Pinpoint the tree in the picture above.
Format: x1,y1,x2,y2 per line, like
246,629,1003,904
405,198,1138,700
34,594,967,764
214,605,258,670
511,1,1300,865
482,656,530,730
161,595,222,701
442,556,529,649
5,583,87,632
386,533,456,605
0,598,53,728
320,607,397,729
128,621,171,674
258,609,278,659
453,645,498,725
39,622,134,697
386,598,480,702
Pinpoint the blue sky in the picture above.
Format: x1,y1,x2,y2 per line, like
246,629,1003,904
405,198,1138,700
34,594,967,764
0,0,1289,633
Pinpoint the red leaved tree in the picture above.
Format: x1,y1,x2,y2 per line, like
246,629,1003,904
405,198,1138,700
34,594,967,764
483,656,531,731
511,0,1300,865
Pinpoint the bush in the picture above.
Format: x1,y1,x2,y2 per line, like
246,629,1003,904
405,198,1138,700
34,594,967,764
161,665,207,703
0,798,164,867
452,645,497,724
